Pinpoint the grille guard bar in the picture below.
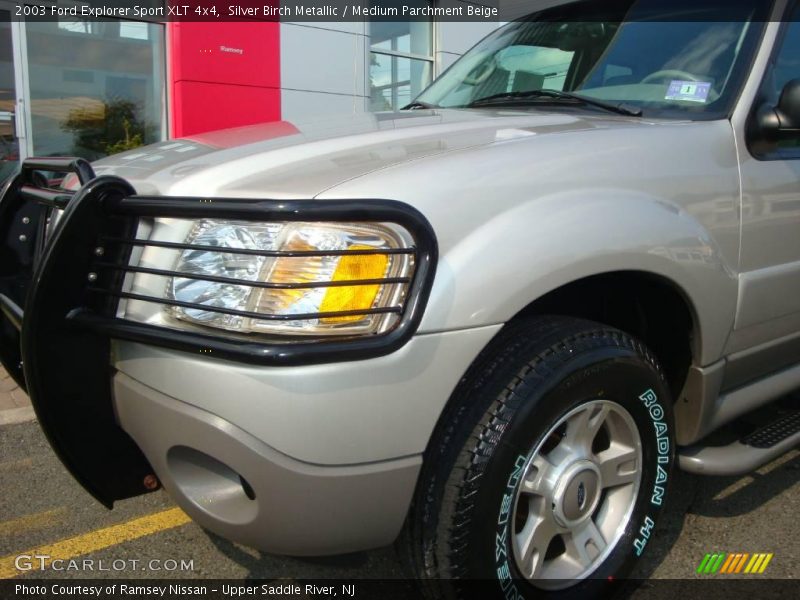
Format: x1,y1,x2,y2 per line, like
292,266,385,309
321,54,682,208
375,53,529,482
0,158,437,506
75,190,438,366
0,157,95,390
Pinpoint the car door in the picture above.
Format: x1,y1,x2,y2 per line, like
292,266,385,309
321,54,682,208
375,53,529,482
728,2,800,387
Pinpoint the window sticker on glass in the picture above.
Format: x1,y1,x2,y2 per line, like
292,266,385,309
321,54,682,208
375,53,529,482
665,81,712,103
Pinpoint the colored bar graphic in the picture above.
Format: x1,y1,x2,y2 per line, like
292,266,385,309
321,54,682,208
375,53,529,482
720,553,736,574
723,553,745,574
758,554,774,573
700,552,773,575
734,553,749,573
699,553,727,574
711,553,726,573
745,554,761,573
697,553,712,574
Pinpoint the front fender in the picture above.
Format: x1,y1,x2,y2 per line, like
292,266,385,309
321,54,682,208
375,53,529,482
420,191,736,364
318,118,740,367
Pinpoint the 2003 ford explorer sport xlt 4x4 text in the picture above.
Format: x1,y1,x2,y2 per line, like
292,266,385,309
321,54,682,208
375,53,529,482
1,0,800,596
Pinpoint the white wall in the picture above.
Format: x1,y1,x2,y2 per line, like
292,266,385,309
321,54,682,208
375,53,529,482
280,11,498,121
280,21,369,121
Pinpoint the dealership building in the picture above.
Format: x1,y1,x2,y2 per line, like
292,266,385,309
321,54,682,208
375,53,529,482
0,1,496,180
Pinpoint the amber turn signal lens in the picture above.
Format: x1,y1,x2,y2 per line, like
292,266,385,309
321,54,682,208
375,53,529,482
320,245,389,323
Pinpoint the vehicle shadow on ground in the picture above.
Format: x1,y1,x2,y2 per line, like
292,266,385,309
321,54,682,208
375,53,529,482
684,451,800,519
202,451,800,584
629,450,800,583
204,532,403,580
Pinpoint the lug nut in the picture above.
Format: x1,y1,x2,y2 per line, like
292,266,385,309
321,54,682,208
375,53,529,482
87,272,98,282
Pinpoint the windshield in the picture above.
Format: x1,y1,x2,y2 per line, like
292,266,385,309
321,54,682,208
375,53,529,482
415,0,771,119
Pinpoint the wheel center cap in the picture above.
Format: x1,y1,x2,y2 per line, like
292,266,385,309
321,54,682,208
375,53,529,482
552,461,601,526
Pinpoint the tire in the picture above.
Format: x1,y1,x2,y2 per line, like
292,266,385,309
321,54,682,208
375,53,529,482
401,316,675,599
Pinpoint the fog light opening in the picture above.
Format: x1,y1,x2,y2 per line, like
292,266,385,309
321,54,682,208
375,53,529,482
166,445,258,524
240,475,256,501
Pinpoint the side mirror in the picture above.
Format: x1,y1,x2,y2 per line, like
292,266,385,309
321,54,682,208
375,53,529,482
755,79,800,143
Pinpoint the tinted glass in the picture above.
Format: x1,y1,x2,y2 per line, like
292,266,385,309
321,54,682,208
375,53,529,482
370,20,432,57
0,11,19,184
25,17,165,159
770,17,800,100
417,0,770,120
370,53,432,111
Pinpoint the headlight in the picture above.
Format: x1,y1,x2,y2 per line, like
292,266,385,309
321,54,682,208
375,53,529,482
77,194,435,364
165,219,414,336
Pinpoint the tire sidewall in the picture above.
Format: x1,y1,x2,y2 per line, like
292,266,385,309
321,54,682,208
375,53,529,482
462,349,675,599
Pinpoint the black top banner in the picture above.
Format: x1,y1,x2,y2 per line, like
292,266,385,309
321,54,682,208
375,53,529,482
9,0,784,23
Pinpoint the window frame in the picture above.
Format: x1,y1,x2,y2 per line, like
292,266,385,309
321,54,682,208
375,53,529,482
368,16,436,111
18,0,168,157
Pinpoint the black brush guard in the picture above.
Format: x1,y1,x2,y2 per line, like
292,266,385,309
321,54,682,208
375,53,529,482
0,157,437,507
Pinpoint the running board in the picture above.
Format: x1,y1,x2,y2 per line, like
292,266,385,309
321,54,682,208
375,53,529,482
679,411,800,475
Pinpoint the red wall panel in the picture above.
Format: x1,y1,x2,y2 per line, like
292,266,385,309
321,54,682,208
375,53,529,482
172,82,281,136
168,21,280,138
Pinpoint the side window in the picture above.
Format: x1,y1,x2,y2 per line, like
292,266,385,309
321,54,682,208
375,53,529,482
770,19,800,102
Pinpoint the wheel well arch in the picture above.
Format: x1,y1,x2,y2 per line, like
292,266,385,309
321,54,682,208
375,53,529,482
510,271,698,397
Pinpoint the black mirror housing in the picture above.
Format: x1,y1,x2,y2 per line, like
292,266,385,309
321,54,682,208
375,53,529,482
752,79,800,148
775,78,800,131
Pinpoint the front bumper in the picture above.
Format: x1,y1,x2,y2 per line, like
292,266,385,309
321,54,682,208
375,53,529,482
0,158,502,554
114,372,421,555
111,325,499,554
0,164,439,507
114,325,500,466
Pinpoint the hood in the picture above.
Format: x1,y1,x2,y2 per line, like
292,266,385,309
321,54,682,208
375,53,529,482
92,108,650,199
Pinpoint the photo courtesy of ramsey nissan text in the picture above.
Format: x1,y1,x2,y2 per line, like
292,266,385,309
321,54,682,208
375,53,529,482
0,1,799,599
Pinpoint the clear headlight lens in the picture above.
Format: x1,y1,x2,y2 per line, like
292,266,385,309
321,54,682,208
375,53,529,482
165,219,414,336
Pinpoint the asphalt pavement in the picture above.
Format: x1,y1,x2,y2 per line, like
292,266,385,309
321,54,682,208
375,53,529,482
0,394,798,590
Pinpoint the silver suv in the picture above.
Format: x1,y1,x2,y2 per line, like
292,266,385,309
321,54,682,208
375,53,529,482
1,0,799,596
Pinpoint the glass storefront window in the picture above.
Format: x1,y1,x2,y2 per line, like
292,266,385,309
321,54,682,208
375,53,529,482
369,52,432,111
0,10,20,183
25,17,165,159
369,10,433,111
370,20,432,57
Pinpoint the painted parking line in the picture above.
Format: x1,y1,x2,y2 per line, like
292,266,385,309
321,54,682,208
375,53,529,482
0,507,191,579
0,508,67,538
0,458,33,473
0,406,36,425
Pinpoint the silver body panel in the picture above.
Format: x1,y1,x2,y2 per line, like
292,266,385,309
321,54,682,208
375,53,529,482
113,373,420,554
99,111,743,366
86,8,800,554
113,326,501,465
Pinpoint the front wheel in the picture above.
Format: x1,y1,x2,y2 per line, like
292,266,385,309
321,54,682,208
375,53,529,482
403,317,675,599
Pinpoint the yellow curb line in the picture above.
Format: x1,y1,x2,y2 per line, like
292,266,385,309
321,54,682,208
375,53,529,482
0,508,68,539
0,458,33,473
0,406,36,426
0,507,191,579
